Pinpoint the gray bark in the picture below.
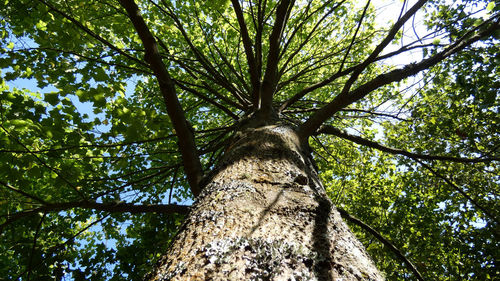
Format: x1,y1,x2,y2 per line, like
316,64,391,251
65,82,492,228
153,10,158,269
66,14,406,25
148,119,383,280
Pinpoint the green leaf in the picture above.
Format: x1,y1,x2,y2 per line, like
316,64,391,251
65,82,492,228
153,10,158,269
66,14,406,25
486,2,495,12
44,92,59,106
35,20,47,31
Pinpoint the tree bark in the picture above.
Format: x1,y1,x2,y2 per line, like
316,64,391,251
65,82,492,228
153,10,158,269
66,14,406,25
147,118,383,280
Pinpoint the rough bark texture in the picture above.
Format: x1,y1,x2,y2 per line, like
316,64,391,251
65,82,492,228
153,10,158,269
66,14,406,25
148,119,383,280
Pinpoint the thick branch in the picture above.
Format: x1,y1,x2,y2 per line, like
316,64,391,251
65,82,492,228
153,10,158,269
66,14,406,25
337,208,426,281
119,0,203,196
299,17,500,137
279,42,440,111
231,0,261,107
317,125,499,163
260,0,294,112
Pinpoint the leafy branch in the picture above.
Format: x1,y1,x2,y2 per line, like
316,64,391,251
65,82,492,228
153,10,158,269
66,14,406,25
337,208,425,281
119,0,203,196
154,0,247,106
415,160,499,224
319,125,499,223
1,200,190,234
0,124,86,199
299,14,500,137
36,0,146,67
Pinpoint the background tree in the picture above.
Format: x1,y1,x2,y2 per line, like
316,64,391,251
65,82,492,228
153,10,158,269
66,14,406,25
0,0,499,280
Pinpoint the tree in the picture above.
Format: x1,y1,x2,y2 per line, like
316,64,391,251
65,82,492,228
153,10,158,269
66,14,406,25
0,0,499,279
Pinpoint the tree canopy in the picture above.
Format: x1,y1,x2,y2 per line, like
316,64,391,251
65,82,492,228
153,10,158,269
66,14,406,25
0,0,499,280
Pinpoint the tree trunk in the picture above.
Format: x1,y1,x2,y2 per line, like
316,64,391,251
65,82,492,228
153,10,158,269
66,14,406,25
147,119,383,280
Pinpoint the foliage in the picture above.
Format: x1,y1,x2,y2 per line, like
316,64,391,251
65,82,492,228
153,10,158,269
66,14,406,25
0,0,498,280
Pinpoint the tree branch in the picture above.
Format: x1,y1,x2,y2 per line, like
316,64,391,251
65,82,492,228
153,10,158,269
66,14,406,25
279,41,440,111
231,0,261,107
0,125,86,199
16,47,152,75
337,208,426,281
172,77,246,111
415,160,499,224
337,0,427,96
280,0,325,60
83,165,172,183
294,0,428,129
319,126,499,224
317,125,499,163
92,164,178,200
156,36,248,111
156,1,247,106
279,0,344,74
0,181,48,205
202,36,251,96
27,212,46,281
119,0,203,196
0,135,177,154
58,201,190,214
14,215,109,280
338,0,371,73
0,202,190,234
253,0,267,93
339,108,408,121
299,16,500,137
175,82,239,120
260,0,295,113
36,0,146,67
191,5,252,104
279,64,355,112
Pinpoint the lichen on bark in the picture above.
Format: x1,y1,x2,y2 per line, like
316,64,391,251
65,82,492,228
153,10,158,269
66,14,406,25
148,120,384,280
